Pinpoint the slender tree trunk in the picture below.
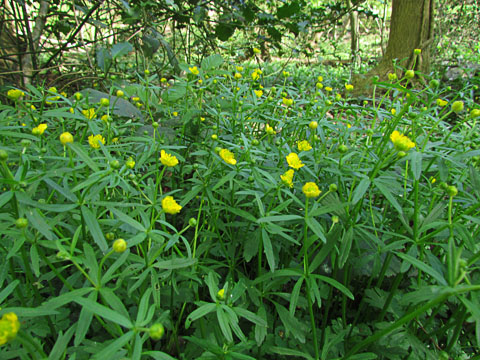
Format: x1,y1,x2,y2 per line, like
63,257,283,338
353,0,434,93
347,0,360,70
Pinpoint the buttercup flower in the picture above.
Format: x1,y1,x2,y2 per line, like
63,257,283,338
297,140,312,151
317,76,323,82
251,71,260,81
254,90,263,98
0,312,20,346
436,99,448,107
234,72,242,80
219,149,237,165
345,84,354,91
286,152,304,170
32,123,48,135
88,134,105,149
253,47,261,54
280,169,294,188
7,89,24,101
160,150,179,167
266,124,275,135
390,130,415,152
189,66,199,75
217,288,225,300
302,182,321,198
325,86,333,92
282,97,293,106
82,108,96,120
59,132,74,145
162,196,182,214
236,66,243,72
309,121,318,130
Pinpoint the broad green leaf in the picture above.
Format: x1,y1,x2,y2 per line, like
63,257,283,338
68,142,100,172
75,291,97,346
273,302,306,343
109,206,146,232
92,331,134,360
262,227,275,271
25,208,57,241
267,346,313,359
111,41,133,58
306,216,327,243
81,205,108,252
201,54,224,70
311,274,354,300
373,178,403,215
216,306,233,342
185,303,217,328
351,178,371,205
233,307,267,327
338,226,354,268
395,251,447,286
289,276,304,316
74,296,133,328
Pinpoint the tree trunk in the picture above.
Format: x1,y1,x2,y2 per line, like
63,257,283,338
353,0,434,93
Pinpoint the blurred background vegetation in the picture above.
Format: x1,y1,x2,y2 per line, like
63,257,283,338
0,0,479,91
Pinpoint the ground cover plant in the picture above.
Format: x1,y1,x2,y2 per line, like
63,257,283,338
1,51,480,359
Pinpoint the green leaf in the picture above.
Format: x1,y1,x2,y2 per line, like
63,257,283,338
233,307,267,327
153,258,196,270
395,251,447,286
217,306,233,342
273,302,306,343
201,54,224,70
48,326,76,360
289,276,304,316
0,307,58,317
311,274,354,300
257,214,302,223
143,351,178,360
410,151,422,180
213,170,236,191
109,206,146,232
185,303,217,329
111,41,133,58
136,288,152,325
74,291,97,346
373,178,403,215
352,178,371,205
262,227,275,271
17,191,78,212
25,208,57,241
68,142,100,172
81,205,108,252
92,331,134,360
255,305,267,346
306,216,327,243
0,280,19,303
267,346,313,359
338,226,354,269
74,296,133,328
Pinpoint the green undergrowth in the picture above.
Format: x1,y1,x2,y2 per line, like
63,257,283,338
1,54,480,360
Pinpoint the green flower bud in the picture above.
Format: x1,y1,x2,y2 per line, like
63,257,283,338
405,70,415,79
451,101,464,113
329,184,337,192
15,218,28,229
100,98,110,107
0,149,8,161
338,144,348,154
189,218,197,227
149,323,165,340
110,160,121,169
113,238,127,253
446,185,458,197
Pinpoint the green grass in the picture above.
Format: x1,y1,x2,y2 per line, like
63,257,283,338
1,54,480,360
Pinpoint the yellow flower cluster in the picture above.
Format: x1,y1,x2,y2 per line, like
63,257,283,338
286,152,304,170
88,134,105,149
390,131,415,152
297,140,312,151
302,182,321,198
219,149,237,165
82,108,96,120
282,97,293,106
7,89,24,101
32,123,48,136
189,66,199,75
0,312,20,346
280,169,294,188
162,196,182,214
160,150,179,167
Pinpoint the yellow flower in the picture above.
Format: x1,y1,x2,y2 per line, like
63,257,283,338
317,76,323,82
132,97,140,102
286,152,304,170
82,108,96,120
325,86,333,92
345,84,354,91
251,71,259,81
0,312,20,346
59,132,74,145
309,121,318,130
189,66,199,75
111,137,119,144
390,130,415,152
173,111,178,117
126,157,135,169
388,73,397,81
391,108,396,115
32,123,48,135
316,82,323,89
254,89,263,98
297,140,312,151
88,134,105,149
280,169,294,188
283,71,290,77
219,149,237,165
302,182,321,198
234,72,242,80
436,99,448,107
162,196,182,214
236,66,243,72
160,150,179,167
282,97,293,106
7,89,25,101
160,77,167,83
217,288,226,300
253,47,261,54
266,124,275,135
101,114,109,123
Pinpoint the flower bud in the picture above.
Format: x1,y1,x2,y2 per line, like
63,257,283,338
15,218,28,229
405,70,415,79
446,185,458,197
100,98,110,107
217,288,225,300
113,238,127,253
110,160,121,169
451,101,464,113
105,232,115,241
189,218,197,227
149,323,165,340
338,144,348,153
329,184,337,192
0,149,8,161
116,90,124,97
